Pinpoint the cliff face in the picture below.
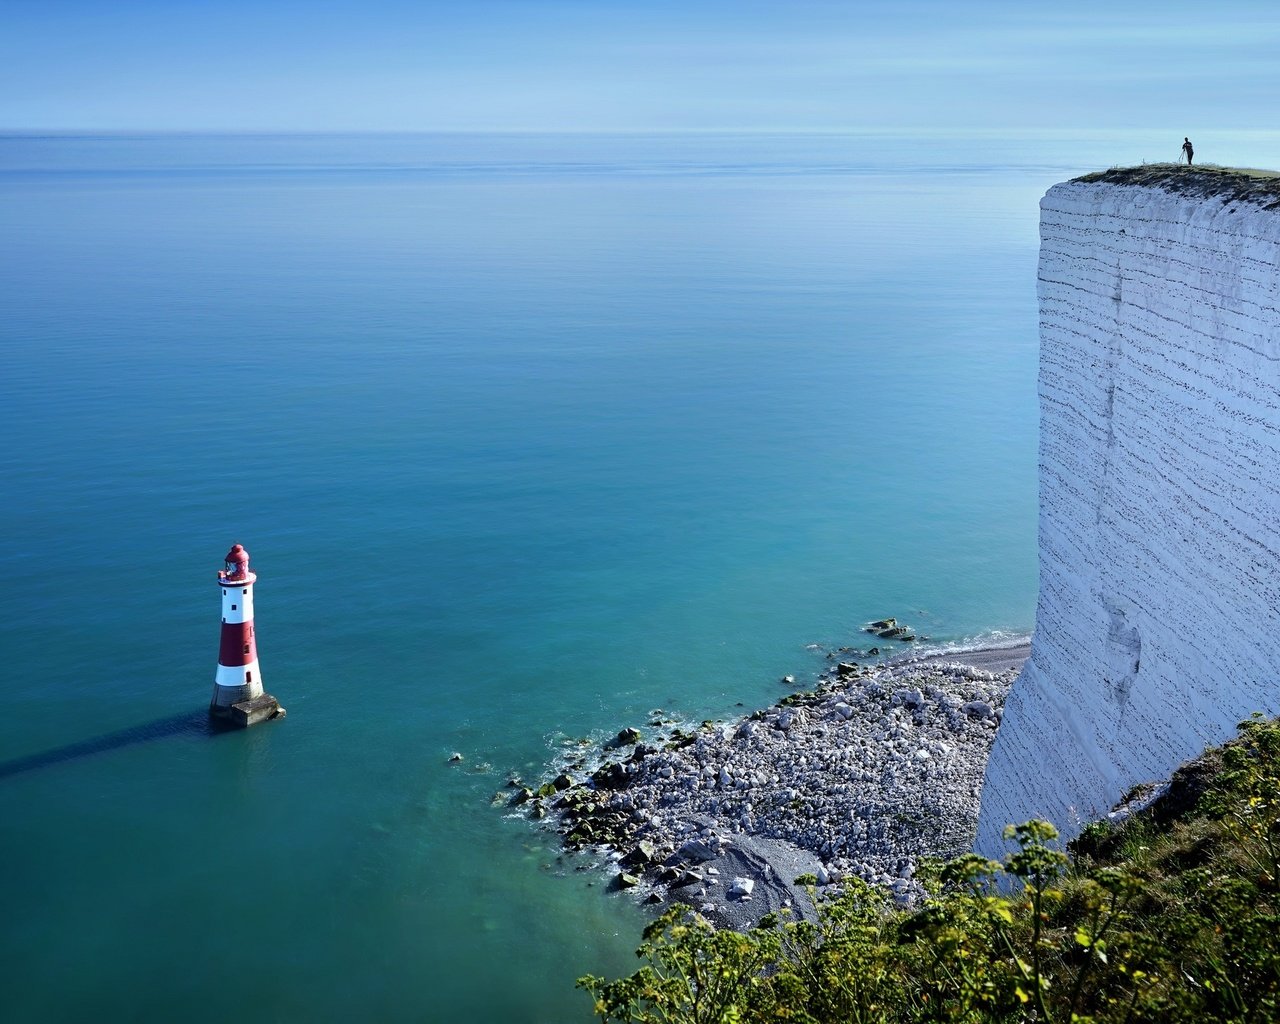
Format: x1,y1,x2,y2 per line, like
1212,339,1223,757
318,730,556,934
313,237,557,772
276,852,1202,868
976,170,1280,851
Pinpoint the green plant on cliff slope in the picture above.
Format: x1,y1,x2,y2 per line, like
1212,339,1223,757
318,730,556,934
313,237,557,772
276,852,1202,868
578,716,1280,1023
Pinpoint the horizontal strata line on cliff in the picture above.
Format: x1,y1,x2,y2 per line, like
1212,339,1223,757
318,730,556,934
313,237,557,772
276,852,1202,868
1038,281,1280,365
1039,303,1280,362
1038,465,1276,597
1039,252,1280,308
1041,241,1280,280
1037,242,1280,308
1038,315,1280,421
1036,226,1279,274
1041,204,1280,249
1041,243,1280,283
1039,389,1280,535
1038,351,1280,438
1044,192,1280,226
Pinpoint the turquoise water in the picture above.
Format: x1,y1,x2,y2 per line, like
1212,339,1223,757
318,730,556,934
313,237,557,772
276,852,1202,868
0,131,1138,1021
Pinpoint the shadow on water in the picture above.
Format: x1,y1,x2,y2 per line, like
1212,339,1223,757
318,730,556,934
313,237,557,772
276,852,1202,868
0,710,230,780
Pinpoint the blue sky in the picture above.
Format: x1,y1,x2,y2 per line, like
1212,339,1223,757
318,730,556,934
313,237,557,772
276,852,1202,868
3,0,1278,132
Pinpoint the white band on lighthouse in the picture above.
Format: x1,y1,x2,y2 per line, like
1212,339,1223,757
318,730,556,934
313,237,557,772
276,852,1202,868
220,583,255,624
215,660,262,687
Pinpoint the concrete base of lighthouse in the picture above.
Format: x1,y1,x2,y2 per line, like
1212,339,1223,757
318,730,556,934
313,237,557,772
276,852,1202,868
209,686,286,728
229,694,285,727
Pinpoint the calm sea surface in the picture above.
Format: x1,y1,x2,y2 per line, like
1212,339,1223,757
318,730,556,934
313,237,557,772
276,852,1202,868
2,130,1258,1022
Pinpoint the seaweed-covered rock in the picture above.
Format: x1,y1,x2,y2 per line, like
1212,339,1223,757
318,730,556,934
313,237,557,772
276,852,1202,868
591,761,630,790
621,840,658,867
609,727,642,747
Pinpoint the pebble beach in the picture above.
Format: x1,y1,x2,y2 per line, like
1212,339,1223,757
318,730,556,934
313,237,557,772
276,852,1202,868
515,641,1030,929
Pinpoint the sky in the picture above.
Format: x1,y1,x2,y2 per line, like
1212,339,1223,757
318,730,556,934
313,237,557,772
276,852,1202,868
3,0,1279,133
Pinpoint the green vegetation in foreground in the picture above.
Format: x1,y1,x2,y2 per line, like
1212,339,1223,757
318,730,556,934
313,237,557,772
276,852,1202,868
578,715,1280,1023
1073,164,1280,207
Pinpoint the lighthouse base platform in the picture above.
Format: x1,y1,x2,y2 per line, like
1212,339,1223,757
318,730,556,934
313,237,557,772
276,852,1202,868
210,693,286,728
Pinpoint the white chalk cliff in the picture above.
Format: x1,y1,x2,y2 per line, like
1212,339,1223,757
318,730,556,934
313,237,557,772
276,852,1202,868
977,169,1280,852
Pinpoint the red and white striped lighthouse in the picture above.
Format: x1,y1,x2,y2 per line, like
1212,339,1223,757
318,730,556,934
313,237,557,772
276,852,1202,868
211,543,282,726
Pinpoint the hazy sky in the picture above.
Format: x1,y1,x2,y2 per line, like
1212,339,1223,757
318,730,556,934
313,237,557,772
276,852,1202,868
3,0,1277,132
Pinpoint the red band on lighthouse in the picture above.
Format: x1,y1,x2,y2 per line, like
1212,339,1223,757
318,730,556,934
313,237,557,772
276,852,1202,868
218,621,256,667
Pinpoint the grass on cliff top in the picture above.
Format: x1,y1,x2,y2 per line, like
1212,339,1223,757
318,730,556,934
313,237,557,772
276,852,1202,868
580,715,1280,1023
1074,163,1280,207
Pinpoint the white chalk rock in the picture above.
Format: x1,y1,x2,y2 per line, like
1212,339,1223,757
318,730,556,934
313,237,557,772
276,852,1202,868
896,688,925,709
727,877,755,900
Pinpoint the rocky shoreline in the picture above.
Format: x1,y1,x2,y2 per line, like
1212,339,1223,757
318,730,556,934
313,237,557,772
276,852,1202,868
504,639,1028,930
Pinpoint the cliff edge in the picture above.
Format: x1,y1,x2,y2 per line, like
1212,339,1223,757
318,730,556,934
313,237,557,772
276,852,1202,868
976,166,1280,852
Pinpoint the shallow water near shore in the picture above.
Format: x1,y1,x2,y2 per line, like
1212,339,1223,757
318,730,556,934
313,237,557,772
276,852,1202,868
4,130,1260,1022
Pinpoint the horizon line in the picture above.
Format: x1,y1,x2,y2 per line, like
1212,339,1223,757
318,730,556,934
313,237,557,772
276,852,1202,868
2,126,1262,138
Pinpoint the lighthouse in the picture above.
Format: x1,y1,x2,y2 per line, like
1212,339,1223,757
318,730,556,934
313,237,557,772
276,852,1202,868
212,543,284,727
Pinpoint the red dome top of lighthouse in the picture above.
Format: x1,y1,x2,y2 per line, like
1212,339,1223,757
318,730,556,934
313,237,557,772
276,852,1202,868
220,543,254,582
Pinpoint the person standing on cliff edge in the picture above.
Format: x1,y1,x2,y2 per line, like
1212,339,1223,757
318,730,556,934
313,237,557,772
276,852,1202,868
1182,137,1194,165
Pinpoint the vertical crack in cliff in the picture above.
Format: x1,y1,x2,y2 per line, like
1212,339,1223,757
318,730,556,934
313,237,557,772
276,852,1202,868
1096,269,1123,527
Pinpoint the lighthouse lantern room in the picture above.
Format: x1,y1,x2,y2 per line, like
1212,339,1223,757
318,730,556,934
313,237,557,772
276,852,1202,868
211,543,284,727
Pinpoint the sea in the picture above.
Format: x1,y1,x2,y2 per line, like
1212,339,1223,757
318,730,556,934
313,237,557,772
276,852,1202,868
2,129,1271,1022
